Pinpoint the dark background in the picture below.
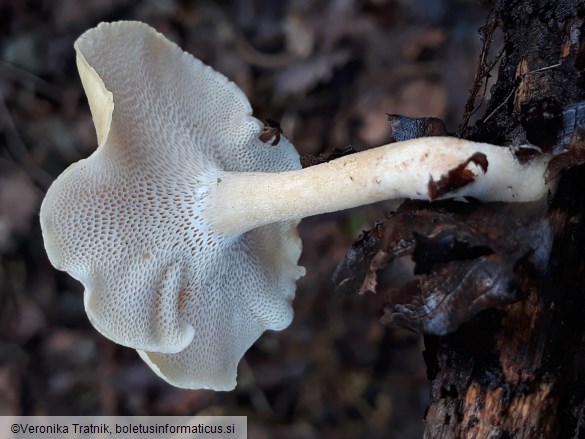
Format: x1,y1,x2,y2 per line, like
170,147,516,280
0,0,492,437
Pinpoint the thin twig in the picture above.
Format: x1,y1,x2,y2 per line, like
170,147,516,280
526,62,562,74
458,8,501,135
482,62,562,124
0,94,55,190
482,85,517,124
0,61,64,100
0,95,29,162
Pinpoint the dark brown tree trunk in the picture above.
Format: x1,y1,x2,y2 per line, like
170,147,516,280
423,1,585,438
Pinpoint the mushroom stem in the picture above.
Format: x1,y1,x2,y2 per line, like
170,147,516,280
209,137,551,236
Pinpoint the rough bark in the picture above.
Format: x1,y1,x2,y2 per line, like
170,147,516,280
424,1,585,437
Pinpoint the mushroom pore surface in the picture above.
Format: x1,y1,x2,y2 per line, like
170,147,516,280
40,21,305,390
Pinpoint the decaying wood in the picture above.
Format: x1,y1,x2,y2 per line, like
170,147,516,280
333,200,552,336
423,170,585,439
334,0,585,437
428,0,585,435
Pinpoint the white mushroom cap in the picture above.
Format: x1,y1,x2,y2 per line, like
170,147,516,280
40,21,304,390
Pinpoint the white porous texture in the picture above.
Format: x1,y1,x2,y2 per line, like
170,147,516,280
39,21,304,390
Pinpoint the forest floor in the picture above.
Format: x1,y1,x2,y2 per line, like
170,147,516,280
0,1,493,437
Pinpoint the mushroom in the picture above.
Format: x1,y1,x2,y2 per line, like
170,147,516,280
39,21,552,390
